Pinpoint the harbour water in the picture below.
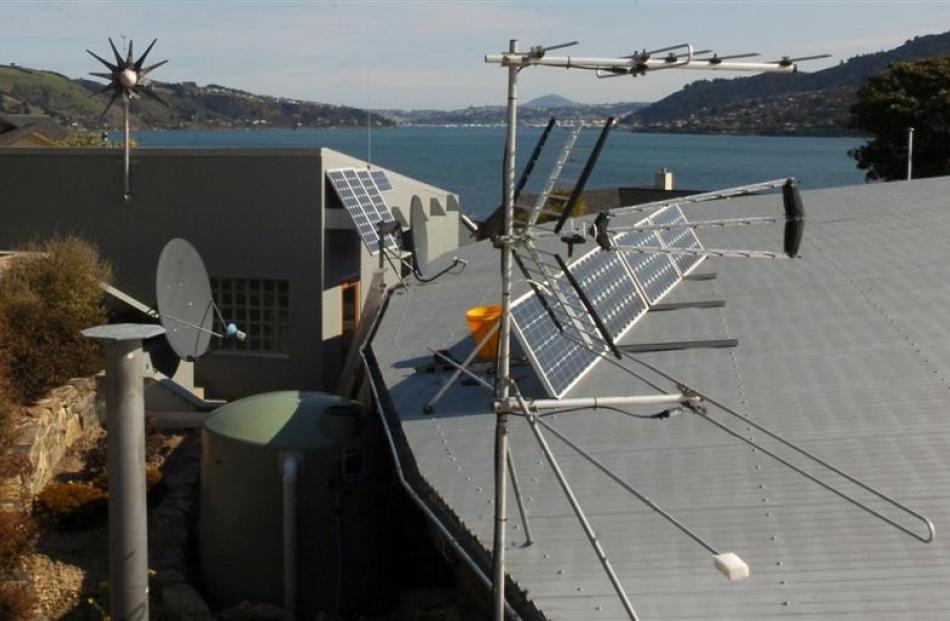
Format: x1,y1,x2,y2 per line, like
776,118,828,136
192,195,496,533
131,127,869,220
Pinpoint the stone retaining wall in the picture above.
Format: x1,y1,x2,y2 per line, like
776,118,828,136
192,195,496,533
0,376,102,511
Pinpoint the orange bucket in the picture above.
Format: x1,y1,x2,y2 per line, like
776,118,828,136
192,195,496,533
466,305,502,361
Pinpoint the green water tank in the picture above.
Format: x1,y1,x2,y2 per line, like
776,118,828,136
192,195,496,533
199,391,390,617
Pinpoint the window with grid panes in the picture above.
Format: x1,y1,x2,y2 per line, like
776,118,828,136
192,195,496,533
210,278,290,354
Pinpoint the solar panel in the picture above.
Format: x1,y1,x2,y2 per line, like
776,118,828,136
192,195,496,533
615,228,681,305
326,167,399,254
511,205,711,398
511,292,600,398
652,204,706,275
511,235,650,397
568,247,647,340
370,170,393,192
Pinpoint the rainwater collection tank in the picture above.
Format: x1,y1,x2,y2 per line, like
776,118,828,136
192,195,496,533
199,391,390,617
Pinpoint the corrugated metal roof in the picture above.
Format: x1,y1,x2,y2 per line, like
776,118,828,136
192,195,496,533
367,176,950,620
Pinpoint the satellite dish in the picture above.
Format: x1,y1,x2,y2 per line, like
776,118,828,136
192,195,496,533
156,238,230,361
410,196,429,275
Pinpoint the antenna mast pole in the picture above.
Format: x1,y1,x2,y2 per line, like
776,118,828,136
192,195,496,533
123,94,132,202
492,37,519,621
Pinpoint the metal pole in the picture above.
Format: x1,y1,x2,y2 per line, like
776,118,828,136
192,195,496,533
513,391,640,620
907,127,914,180
281,454,299,616
82,324,165,621
424,321,501,412
506,446,534,546
123,95,132,202
492,38,519,621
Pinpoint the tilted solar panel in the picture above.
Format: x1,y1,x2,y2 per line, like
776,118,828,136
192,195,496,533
511,291,600,398
652,204,706,275
568,247,648,340
326,167,399,254
370,170,393,192
615,228,681,305
511,206,709,398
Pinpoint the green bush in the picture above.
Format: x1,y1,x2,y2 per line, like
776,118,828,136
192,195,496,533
34,481,107,530
0,236,112,403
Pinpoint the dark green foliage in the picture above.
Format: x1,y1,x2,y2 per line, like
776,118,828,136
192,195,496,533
848,57,950,180
0,236,112,403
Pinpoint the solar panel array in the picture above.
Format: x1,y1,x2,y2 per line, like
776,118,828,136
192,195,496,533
326,167,399,254
511,204,707,397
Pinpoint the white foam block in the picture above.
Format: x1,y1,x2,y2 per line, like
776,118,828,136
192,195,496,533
714,552,750,581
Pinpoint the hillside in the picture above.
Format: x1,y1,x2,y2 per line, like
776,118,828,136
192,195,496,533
524,94,578,109
0,65,391,130
380,100,649,126
622,30,950,136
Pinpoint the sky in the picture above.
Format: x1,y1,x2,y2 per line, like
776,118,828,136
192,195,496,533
2,1,948,110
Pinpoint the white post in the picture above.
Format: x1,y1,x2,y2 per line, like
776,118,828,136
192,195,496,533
492,37,519,621
907,126,914,181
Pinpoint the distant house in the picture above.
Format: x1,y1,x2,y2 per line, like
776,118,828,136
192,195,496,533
0,113,68,147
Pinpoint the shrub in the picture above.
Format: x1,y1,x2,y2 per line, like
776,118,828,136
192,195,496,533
86,417,166,475
0,236,112,403
0,511,38,621
91,464,164,494
34,481,107,530
0,583,35,621
0,511,37,574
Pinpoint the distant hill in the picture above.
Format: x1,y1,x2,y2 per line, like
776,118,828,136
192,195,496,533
0,65,391,130
524,94,578,109
622,30,950,136
381,100,650,126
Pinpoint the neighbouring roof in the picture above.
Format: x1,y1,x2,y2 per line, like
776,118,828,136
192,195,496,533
367,176,950,620
0,113,68,146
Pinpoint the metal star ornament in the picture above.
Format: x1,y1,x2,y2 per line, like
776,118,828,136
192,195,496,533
87,37,168,203
87,37,168,119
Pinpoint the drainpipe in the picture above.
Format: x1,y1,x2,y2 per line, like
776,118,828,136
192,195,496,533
281,453,300,616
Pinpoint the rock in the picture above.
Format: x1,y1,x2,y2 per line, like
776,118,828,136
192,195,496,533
162,582,213,620
217,601,293,621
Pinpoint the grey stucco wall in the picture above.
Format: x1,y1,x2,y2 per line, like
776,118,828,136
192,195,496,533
0,148,324,399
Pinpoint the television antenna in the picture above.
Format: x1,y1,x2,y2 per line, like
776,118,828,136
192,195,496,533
87,37,169,203
476,39,932,621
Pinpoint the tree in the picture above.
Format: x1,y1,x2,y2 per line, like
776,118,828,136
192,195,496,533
849,57,950,181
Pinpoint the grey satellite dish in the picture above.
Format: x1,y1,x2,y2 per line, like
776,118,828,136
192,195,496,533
410,196,429,275
156,238,244,361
